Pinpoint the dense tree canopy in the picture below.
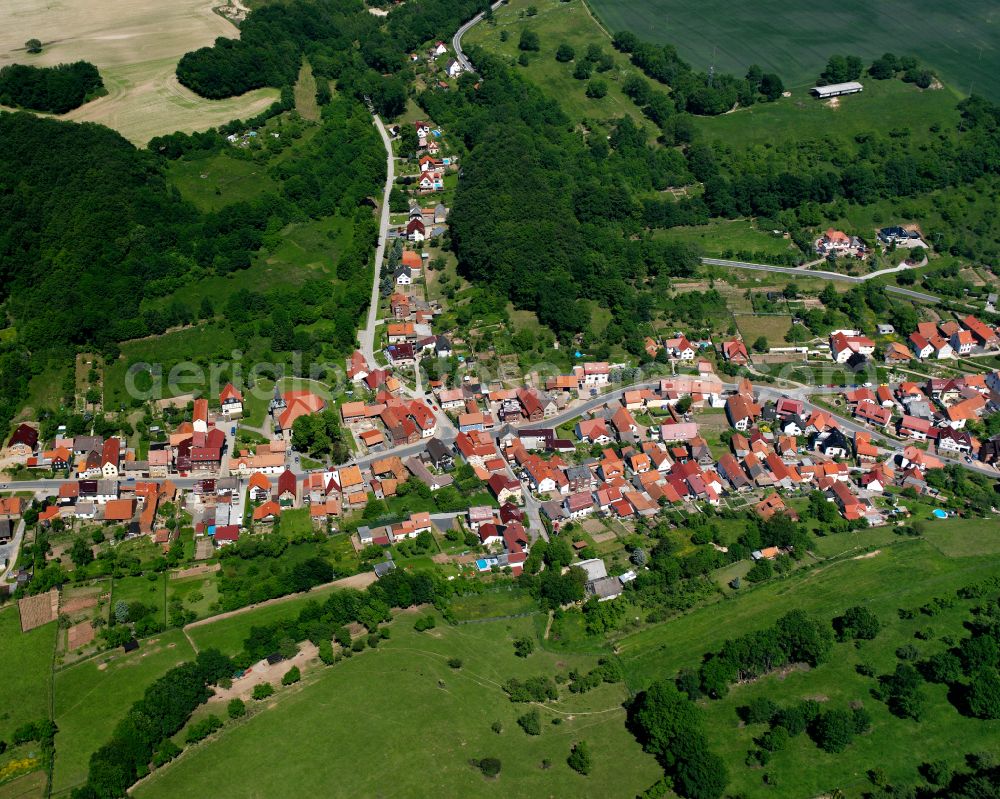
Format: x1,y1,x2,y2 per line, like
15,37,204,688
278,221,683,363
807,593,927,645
0,61,103,113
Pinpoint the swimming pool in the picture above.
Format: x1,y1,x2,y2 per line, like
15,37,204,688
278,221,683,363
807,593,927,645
932,509,948,519
476,558,490,570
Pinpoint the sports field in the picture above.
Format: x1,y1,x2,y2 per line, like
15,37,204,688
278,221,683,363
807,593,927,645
584,0,1000,99
134,613,662,799
0,0,278,144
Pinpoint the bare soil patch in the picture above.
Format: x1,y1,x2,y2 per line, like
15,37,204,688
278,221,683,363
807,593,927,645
18,590,59,632
171,563,221,580
67,621,96,650
60,596,98,615
852,549,882,560
209,642,320,702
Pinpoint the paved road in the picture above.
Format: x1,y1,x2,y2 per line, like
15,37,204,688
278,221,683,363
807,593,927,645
0,519,25,582
359,115,396,367
452,0,505,71
701,258,944,304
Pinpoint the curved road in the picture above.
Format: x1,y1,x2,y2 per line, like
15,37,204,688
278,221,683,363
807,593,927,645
701,258,943,304
452,0,505,71
359,115,396,367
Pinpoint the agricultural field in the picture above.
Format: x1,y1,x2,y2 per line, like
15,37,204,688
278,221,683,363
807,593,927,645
0,0,278,144
133,613,662,799
0,608,55,743
51,629,197,797
463,0,652,138
585,0,1000,99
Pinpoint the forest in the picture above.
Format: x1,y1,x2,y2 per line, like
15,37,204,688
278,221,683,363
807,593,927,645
0,61,104,114
175,0,484,116
0,96,384,432
423,45,1000,353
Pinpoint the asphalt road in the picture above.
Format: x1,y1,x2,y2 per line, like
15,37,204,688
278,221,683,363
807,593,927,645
359,115,395,367
701,258,943,304
452,0,506,71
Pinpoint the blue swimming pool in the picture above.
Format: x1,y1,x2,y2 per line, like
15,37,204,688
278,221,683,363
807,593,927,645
476,559,490,570
932,509,948,519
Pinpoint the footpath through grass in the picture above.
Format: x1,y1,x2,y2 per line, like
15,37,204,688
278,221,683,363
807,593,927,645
134,613,661,799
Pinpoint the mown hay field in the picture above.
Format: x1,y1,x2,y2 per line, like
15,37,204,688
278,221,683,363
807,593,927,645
0,0,278,144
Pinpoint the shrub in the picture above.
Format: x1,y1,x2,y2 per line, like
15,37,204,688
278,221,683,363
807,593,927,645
185,714,222,744
252,682,275,700
834,606,881,641
567,741,593,775
448,657,463,669
585,79,608,99
759,725,789,752
281,666,301,686
152,740,180,767
476,757,502,777
517,710,541,736
227,698,246,719
414,614,436,632
740,697,778,725
555,44,575,62
513,637,534,658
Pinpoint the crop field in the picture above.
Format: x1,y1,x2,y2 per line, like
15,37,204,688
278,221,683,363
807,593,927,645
463,0,652,137
0,0,278,144
0,608,55,743
51,629,196,796
134,613,662,799
585,0,1000,100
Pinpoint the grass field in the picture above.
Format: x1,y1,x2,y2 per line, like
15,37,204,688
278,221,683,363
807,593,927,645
167,154,281,213
655,219,796,259
293,61,320,122
463,0,651,137
111,574,167,628
134,613,662,799
735,314,794,345
702,591,1000,797
585,0,1000,100
185,582,348,656
51,629,196,796
694,78,961,149
920,517,1000,558
0,0,278,144
0,608,55,743
167,573,221,621
616,539,999,688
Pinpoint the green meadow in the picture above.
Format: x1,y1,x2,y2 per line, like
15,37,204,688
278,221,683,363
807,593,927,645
134,613,662,799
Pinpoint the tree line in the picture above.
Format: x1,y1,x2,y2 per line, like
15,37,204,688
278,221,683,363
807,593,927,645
0,61,103,113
